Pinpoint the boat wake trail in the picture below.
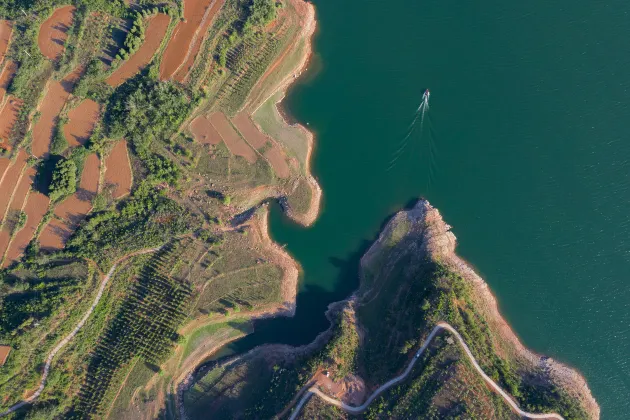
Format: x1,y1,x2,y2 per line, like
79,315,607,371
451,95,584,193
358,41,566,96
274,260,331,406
387,90,430,171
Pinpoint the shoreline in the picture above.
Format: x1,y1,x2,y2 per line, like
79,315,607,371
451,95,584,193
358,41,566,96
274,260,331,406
369,200,601,419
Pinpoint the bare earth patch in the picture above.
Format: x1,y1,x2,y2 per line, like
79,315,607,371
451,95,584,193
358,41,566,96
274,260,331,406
0,20,12,65
32,66,83,158
38,5,76,60
104,140,132,199
190,115,221,144
106,14,171,87
264,144,289,178
209,112,257,163
0,149,27,223
160,0,222,81
63,99,100,147
3,192,50,267
232,111,268,149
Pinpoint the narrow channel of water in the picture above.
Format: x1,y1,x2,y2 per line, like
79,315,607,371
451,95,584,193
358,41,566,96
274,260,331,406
215,1,630,417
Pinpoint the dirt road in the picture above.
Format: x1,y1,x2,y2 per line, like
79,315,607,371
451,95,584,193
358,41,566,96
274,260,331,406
0,247,161,417
288,322,564,420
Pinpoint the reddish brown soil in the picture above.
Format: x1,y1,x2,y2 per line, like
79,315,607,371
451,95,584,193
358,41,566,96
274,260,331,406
6,166,35,218
209,112,257,163
0,60,18,104
3,192,50,267
172,0,226,82
190,115,221,144
0,229,8,263
38,5,76,60
0,157,9,182
0,96,23,145
0,345,10,366
54,153,99,221
32,66,83,158
264,144,290,178
63,98,100,147
39,218,73,251
104,140,132,199
232,111,268,149
160,0,218,80
0,149,27,223
0,20,11,66
106,14,170,87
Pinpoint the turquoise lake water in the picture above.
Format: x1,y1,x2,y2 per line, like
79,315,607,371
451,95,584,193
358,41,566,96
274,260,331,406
230,0,630,417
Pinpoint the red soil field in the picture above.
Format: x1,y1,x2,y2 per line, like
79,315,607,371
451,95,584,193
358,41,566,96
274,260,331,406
0,60,18,103
264,144,290,178
172,0,226,82
39,218,73,251
0,157,9,183
232,111,269,149
209,112,257,163
190,115,221,144
106,14,170,87
3,192,50,267
63,99,100,147
0,96,23,144
54,153,100,222
32,66,83,158
0,149,27,223
0,166,35,255
104,140,132,199
0,229,9,264
0,345,10,366
0,20,12,65
160,0,221,80
38,5,76,60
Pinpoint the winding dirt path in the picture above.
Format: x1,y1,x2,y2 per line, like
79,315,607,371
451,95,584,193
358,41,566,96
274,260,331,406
287,322,564,420
0,247,162,417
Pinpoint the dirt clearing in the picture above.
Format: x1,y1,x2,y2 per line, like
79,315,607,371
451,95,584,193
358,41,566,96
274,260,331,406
173,0,226,82
160,0,220,80
0,60,17,103
106,14,170,87
38,5,76,60
3,192,50,267
0,345,10,366
39,218,73,251
0,20,11,65
4,166,35,220
32,66,83,158
54,153,99,222
63,99,100,147
0,157,9,182
232,111,268,149
264,144,289,178
0,149,27,222
190,115,221,144
209,112,257,163
104,140,132,199
0,96,23,145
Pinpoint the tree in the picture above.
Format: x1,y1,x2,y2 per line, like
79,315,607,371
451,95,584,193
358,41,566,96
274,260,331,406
48,158,77,202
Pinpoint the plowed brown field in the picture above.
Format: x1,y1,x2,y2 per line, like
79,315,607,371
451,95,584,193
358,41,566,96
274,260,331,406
40,153,100,250
0,149,27,222
0,60,17,103
0,157,9,182
0,229,9,262
104,140,132,199
32,66,83,158
3,192,50,267
172,0,225,82
106,14,170,87
232,111,269,149
0,20,12,65
38,5,76,60
0,96,23,144
160,0,222,81
190,115,221,144
39,218,73,251
264,144,289,178
0,166,36,256
63,99,100,147
209,112,257,163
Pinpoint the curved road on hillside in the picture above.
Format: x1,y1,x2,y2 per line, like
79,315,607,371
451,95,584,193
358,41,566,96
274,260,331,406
288,322,564,420
0,247,161,417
